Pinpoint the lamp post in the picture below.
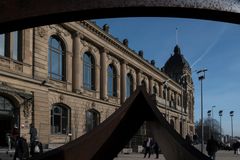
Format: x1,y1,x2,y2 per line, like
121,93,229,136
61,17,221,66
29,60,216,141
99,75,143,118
230,111,234,142
211,105,216,136
207,110,211,139
180,73,187,136
163,79,170,122
219,110,223,142
197,68,207,153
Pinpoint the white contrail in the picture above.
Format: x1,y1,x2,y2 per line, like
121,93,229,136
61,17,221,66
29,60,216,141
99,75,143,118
191,25,227,68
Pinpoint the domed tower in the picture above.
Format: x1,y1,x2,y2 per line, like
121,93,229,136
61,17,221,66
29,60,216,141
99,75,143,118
163,45,192,85
163,45,195,136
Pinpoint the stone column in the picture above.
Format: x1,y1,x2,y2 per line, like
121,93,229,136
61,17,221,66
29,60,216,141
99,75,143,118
66,50,73,92
95,63,100,97
137,71,142,86
133,72,137,91
72,32,82,93
121,60,126,104
117,73,121,101
149,77,153,94
100,49,107,100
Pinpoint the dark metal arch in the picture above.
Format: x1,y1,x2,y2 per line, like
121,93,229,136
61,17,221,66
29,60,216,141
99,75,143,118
1,0,240,33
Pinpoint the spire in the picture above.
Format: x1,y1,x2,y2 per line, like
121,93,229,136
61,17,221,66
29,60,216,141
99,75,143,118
174,45,181,55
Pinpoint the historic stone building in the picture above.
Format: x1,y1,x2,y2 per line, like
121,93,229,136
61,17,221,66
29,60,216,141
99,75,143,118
0,20,194,149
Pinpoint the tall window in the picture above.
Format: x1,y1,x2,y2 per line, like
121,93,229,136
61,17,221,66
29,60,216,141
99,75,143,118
86,109,100,132
48,36,65,81
107,64,117,97
51,105,70,134
0,32,21,60
0,34,5,56
141,80,146,89
126,73,133,98
13,31,20,61
170,119,175,129
153,86,157,94
83,52,95,90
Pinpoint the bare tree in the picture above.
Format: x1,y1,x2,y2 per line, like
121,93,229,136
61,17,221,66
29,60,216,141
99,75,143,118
195,118,222,143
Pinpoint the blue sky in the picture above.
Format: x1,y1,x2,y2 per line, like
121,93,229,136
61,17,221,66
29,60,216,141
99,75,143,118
94,17,240,137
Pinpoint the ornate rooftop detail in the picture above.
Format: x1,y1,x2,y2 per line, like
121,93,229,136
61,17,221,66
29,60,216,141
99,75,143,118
163,45,191,83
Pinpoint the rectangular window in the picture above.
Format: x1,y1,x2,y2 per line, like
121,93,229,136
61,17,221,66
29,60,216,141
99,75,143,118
0,34,5,56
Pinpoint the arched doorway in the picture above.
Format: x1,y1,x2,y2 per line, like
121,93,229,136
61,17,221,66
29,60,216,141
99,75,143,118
0,96,19,146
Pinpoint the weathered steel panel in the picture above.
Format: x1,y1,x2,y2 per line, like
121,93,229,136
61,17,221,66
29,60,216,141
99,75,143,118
30,87,211,160
0,0,240,33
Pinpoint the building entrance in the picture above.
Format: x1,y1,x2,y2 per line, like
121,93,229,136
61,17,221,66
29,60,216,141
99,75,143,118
0,96,19,147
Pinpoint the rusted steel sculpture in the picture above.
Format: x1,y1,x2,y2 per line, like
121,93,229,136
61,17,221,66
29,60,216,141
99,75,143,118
31,87,210,160
1,0,240,33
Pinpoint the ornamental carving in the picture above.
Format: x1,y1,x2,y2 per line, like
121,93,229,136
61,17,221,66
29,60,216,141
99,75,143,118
23,99,32,118
37,27,48,38
60,94,64,102
107,55,119,65
49,25,70,37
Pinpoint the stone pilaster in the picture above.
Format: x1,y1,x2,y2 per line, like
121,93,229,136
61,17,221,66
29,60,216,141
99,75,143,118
100,48,107,100
121,60,126,103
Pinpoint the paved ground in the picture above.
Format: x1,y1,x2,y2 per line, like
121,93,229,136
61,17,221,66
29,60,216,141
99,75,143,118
0,149,239,160
114,151,239,160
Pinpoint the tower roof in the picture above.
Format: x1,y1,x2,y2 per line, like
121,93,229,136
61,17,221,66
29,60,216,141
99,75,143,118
164,45,191,73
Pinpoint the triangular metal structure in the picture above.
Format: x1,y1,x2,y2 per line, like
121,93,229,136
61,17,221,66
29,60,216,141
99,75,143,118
32,87,210,160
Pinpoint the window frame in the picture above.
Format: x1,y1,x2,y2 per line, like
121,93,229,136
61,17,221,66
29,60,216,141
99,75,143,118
126,73,133,98
48,35,66,81
107,64,117,97
85,109,100,133
50,104,70,135
83,52,95,90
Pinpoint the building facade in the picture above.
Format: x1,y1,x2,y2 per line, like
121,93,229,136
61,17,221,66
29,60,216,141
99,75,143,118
0,20,194,149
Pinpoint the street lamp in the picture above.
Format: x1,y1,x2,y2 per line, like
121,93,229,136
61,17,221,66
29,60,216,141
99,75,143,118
219,110,223,142
211,105,216,136
180,73,188,136
230,111,234,141
163,79,170,122
207,110,211,139
197,68,207,153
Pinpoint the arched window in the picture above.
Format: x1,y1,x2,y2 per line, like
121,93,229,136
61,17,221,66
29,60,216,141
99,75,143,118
141,80,146,89
86,109,100,132
153,86,157,94
83,52,95,90
170,119,175,129
163,90,166,99
180,121,183,135
107,64,117,97
51,105,70,134
126,73,133,98
48,35,66,81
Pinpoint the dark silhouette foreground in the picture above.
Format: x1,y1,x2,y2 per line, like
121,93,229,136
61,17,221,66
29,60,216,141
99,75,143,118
31,87,210,160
